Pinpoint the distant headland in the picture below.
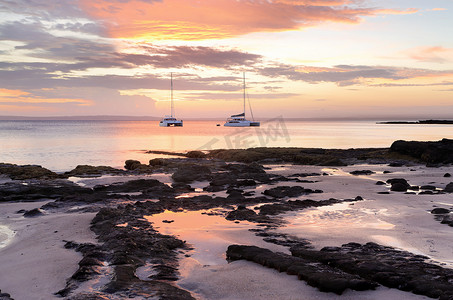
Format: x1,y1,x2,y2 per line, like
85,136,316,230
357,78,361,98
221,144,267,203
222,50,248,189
378,119,453,124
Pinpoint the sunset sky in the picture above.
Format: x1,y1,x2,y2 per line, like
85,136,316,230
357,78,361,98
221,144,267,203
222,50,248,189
1,0,452,119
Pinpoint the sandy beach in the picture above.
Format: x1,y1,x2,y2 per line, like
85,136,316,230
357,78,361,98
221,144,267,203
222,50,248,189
0,201,96,300
1,145,453,299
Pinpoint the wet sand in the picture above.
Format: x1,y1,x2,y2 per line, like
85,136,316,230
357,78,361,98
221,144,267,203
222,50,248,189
0,201,96,300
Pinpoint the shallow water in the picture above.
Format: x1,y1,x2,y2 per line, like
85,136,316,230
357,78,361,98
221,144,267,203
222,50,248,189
1,119,453,171
145,209,279,266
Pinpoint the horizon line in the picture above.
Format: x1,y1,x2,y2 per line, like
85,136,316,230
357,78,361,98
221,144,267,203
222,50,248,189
0,115,452,122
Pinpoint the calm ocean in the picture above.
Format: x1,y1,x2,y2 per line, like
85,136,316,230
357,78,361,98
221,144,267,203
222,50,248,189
0,119,452,171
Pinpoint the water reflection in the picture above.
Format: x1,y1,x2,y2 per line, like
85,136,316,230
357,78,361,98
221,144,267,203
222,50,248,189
2,120,453,171
146,209,286,266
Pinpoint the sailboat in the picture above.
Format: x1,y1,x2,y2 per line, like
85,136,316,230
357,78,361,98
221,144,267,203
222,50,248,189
159,73,183,127
224,73,260,127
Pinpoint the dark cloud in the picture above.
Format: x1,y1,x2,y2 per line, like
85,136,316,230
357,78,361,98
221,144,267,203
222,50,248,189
67,46,261,71
257,64,452,86
0,21,111,57
137,45,262,69
0,20,261,94
0,64,241,92
371,82,453,87
0,0,87,20
0,18,261,70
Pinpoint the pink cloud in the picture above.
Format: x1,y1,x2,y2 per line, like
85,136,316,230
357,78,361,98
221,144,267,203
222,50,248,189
79,0,418,40
405,46,453,63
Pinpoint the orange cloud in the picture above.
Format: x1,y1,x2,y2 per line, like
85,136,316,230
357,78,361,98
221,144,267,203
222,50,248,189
0,88,93,106
79,0,416,40
0,104,53,112
375,8,418,15
0,89,30,98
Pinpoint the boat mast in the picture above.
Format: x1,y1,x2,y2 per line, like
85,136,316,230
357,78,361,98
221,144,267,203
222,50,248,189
243,72,246,116
170,73,174,118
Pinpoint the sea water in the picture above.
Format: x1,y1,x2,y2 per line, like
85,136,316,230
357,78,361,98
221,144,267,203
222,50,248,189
0,119,452,171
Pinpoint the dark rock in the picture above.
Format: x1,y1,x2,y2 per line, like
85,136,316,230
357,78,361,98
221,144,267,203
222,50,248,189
236,179,257,187
383,170,392,174
185,151,207,159
71,265,101,281
349,170,375,175
441,214,453,225
94,179,171,194
431,208,450,214
226,207,258,221
65,292,111,300
0,291,13,300
390,183,408,192
23,208,44,217
263,186,322,198
208,173,237,187
444,183,453,193
421,185,436,190
390,139,453,164
291,241,453,299
124,160,142,170
65,165,124,177
444,173,451,178
388,162,404,167
149,265,179,281
171,182,195,192
149,158,170,166
226,190,245,201
226,245,377,295
223,162,266,175
57,199,196,298
387,178,410,192
375,181,386,185
171,165,211,183
0,163,59,180
386,178,409,186
226,188,244,195
79,256,104,267
289,173,322,178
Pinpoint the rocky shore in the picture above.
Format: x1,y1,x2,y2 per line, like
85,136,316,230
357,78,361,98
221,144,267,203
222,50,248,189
1,139,453,299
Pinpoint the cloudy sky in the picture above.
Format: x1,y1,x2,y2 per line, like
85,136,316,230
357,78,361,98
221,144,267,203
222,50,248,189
1,0,452,119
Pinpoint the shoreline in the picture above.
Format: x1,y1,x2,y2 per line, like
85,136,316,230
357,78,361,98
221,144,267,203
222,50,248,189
1,139,453,299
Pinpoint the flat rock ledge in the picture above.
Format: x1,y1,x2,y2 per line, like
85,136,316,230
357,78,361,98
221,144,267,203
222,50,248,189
226,245,377,295
227,243,453,299
58,201,196,300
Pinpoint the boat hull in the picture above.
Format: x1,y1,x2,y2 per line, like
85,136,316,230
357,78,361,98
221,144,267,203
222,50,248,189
159,120,183,127
224,120,260,127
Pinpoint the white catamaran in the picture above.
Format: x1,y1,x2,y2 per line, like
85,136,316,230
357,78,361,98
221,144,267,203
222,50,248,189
159,73,183,127
224,73,260,127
